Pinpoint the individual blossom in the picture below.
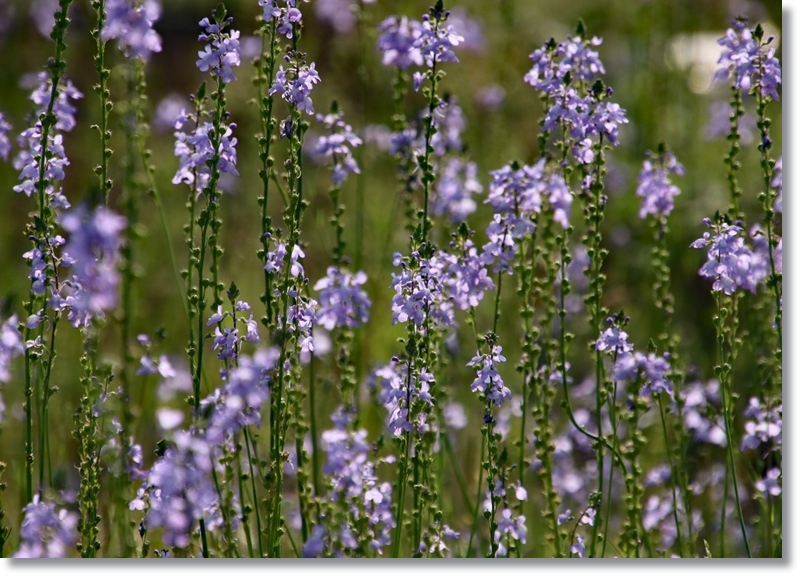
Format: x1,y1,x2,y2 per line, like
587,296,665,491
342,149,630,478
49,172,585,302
59,205,127,328
311,111,362,185
196,13,241,85
102,0,163,60
468,344,510,407
171,111,239,195
691,217,768,295
314,267,372,331
636,147,685,219
269,54,321,114
595,319,633,356
13,495,78,558
715,19,781,101
0,112,11,161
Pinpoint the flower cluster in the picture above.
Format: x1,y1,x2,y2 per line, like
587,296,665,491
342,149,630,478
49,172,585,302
636,148,684,219
432,158,482,222
204,348,278,444
13,73,83,205
439,238,494,311
207,300,260,361
102,0,163,60
595,320,633,356
715,19,782,101
468,344,511,407
172,112,239,195
269,54,321,114
304,408,395,556
310,111,362,185
612,349,672,398
13,496,79,558
314,267,372,331
377,7,463,71
58,205,127,328
524,35,606,95
260,0,303,38
390,252,454,332
196,15,241,84
371,361,435,436
740,397,782,453
691,217,768,295
134,431,222,549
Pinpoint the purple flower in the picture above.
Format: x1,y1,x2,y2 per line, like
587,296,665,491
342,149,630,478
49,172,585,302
102,0,162,60
261,1,303,38
0,314,23,386
310,111,362,185
0,112,11,161
313,267,372,331
371,361,435,436
636,148,685,219
439,239,494,310
691,218,768,295
269,58,321,114
524,35,606,96
172,112,239,194
755,468,781,497
59,206,127,328
741,397,782,452
416,12,464,67
13,495,78,558
715,19,781,101
376,16,424,69
612,350,672,398
468,345,510,407
140,431,220,549
204,348,279,444
595,324,633,355
390,252,454,332
432,158,481,222
197,16,241,84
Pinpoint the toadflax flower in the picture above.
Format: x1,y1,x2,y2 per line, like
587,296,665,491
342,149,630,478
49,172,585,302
196,13,241,84
13,495,78,558
715,18,781,101
102,0,163,60
468,344,511,407
314,267,372,331
691,217,768,295
171,111,239,195
636,147,684,219
269,54,321,115
311,111,362,185
59,205,127,328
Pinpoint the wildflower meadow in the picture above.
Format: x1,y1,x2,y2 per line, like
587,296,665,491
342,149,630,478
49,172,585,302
0,0,785,560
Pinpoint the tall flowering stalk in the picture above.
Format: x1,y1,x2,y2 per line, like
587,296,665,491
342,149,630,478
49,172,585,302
636,144,692,554
12,0,78,507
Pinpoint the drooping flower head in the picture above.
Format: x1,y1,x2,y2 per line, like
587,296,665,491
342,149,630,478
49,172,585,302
102,0,163,60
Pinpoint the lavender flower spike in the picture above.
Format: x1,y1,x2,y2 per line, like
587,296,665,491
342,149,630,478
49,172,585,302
197,14,241,84
636,147,685,219
13,495,79,558
102,0,163,60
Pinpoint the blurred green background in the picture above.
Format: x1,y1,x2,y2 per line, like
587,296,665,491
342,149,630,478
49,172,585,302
0,0,782,555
